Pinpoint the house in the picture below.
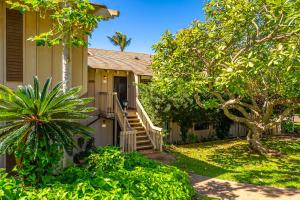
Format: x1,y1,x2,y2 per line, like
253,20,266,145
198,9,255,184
86,48,163,152
0,2,118,169
84,49,249,151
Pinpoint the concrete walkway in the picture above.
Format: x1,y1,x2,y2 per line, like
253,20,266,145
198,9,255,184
191,174,300,200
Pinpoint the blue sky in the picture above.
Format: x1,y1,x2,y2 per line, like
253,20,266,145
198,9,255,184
90,0,206,54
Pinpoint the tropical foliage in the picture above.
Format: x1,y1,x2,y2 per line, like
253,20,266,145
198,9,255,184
139,84,233,142
3,0,111,91
151,0,300,154
0,77,94,183
3,0,102,47
107,32,132,51
0,147,194,199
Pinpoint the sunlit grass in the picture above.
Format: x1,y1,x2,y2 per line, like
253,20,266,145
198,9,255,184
171,138,300,189
295,122,300,131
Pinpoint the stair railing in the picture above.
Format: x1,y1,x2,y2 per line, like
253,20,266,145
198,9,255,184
113,93,137,152
136,98,163,151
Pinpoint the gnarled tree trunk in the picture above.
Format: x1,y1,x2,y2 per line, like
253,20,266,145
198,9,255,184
246,129,268,155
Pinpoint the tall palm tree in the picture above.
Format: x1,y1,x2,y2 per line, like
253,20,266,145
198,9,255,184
107,32,131,52
0,77,94,167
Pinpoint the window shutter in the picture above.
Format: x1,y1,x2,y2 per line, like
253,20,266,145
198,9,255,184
6,9,23,82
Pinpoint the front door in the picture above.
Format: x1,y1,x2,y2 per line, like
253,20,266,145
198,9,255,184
114,77,128,106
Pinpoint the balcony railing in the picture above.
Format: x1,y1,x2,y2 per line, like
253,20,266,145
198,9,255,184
98,92,114,118
98,92,136,152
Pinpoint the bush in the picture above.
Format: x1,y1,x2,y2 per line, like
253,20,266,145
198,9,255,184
0,169,25,199
0,147,194,199
282,118,294,134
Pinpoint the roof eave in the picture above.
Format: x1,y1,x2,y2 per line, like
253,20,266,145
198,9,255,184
92,3,120,19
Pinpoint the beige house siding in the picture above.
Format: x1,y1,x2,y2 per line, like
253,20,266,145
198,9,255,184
0,5,88,168
0,2,6,85
0,6,87,93
89,69,134,111
88,118,114,147
87,68,145,147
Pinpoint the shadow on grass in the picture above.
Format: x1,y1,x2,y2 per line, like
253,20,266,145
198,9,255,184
191,175,300,200
171,151,231,178
172,138,300,190
207,139,300,189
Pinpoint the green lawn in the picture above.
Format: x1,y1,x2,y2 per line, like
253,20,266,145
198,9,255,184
170,138,300,189
295,122,300,131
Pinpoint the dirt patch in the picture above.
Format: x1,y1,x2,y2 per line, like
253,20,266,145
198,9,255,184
271,135,300,142
140,150,176,164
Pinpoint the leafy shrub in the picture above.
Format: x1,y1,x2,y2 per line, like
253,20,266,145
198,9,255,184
15,143,63,185
187,133,199,143
124,151,158,170
282,118,294,134
0,147,194,199
0,77,94,184
88,146,125,172
0,169,25,199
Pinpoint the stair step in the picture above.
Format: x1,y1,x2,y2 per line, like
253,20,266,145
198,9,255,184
137,139,151,144
128,118,140,122
127,115,138,119
129,122,142,126
136,130,147,135
137,144,153,150
136,135,148,139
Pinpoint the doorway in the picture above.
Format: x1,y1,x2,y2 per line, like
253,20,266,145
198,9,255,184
114,77,128,106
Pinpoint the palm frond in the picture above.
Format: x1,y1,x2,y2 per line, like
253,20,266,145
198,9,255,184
107,32,132,52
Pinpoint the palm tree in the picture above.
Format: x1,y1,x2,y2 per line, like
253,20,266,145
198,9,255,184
0,77,94,167
107,32,131,52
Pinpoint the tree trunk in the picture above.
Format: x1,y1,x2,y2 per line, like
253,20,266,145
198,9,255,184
246,129,268,154
62,36,73,167
62,36,71,92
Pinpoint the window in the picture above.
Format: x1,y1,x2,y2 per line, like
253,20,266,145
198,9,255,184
194,122,209,131
6,9,23,82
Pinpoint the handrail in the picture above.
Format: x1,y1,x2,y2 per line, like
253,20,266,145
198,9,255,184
113,93,136,152
136,98,163,151
113,92,131,131
136,98,162,131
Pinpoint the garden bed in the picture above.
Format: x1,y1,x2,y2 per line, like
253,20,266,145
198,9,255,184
0,147,194,199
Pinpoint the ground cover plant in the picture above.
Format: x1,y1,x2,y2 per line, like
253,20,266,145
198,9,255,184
170,138,300,189
0,147,194,200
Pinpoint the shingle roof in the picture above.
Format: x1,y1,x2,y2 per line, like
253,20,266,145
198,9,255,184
88,48,153,76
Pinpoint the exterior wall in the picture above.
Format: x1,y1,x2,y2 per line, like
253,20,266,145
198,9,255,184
90,118,114,147
228,122,248,137
167,121,248,144
89,69,137,110
128,71,136,109
0,2,5,85
0,156,4,168
0,6,87,168
0,7,87,93
87,69,143,148
167,121,182,143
